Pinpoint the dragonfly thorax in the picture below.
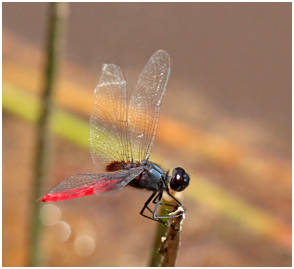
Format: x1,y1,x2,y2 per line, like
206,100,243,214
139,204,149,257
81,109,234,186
128,161,165,192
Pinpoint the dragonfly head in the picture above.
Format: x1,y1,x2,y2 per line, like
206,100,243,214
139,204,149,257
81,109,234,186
169,167,190,192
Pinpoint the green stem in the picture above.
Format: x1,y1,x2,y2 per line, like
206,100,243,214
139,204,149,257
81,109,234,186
28,3,68,266
149,204,169,266
149,194,185,267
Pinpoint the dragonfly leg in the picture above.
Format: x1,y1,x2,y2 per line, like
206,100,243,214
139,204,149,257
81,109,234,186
152,191,186,219
152,193,174,207
165,189,186,211
151,173,183,211
140,192,167,226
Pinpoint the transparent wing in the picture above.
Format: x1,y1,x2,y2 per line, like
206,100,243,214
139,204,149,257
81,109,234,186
39,167,144,202
89,64,131,170
128,50,171,161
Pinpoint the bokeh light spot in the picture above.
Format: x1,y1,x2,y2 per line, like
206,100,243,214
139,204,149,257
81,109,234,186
74,235,96,257
52,221,71,243
39,204,61,226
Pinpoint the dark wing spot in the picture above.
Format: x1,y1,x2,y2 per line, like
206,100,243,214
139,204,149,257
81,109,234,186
106,161,126,171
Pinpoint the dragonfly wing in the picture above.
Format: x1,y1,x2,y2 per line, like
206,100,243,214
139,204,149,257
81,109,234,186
39,167,144,202
128,50,171,162
89,64,131,170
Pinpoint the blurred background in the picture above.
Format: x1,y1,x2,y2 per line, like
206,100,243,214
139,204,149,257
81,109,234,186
3,2,291,267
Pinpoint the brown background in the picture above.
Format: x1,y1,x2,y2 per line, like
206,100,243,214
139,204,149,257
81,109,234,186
3,2,291,267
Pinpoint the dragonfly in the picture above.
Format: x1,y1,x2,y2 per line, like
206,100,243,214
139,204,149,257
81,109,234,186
39,50,190,225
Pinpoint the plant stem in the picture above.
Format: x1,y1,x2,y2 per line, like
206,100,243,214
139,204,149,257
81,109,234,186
149,192,185,267
28,3,68,266
158,205,185,266
149,208,169,266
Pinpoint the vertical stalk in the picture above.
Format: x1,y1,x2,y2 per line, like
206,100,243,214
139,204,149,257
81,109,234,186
149,192,185,267
149,204,169,266
28,3,69,266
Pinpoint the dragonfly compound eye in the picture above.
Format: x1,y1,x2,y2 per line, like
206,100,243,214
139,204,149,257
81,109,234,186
170,167,190,192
